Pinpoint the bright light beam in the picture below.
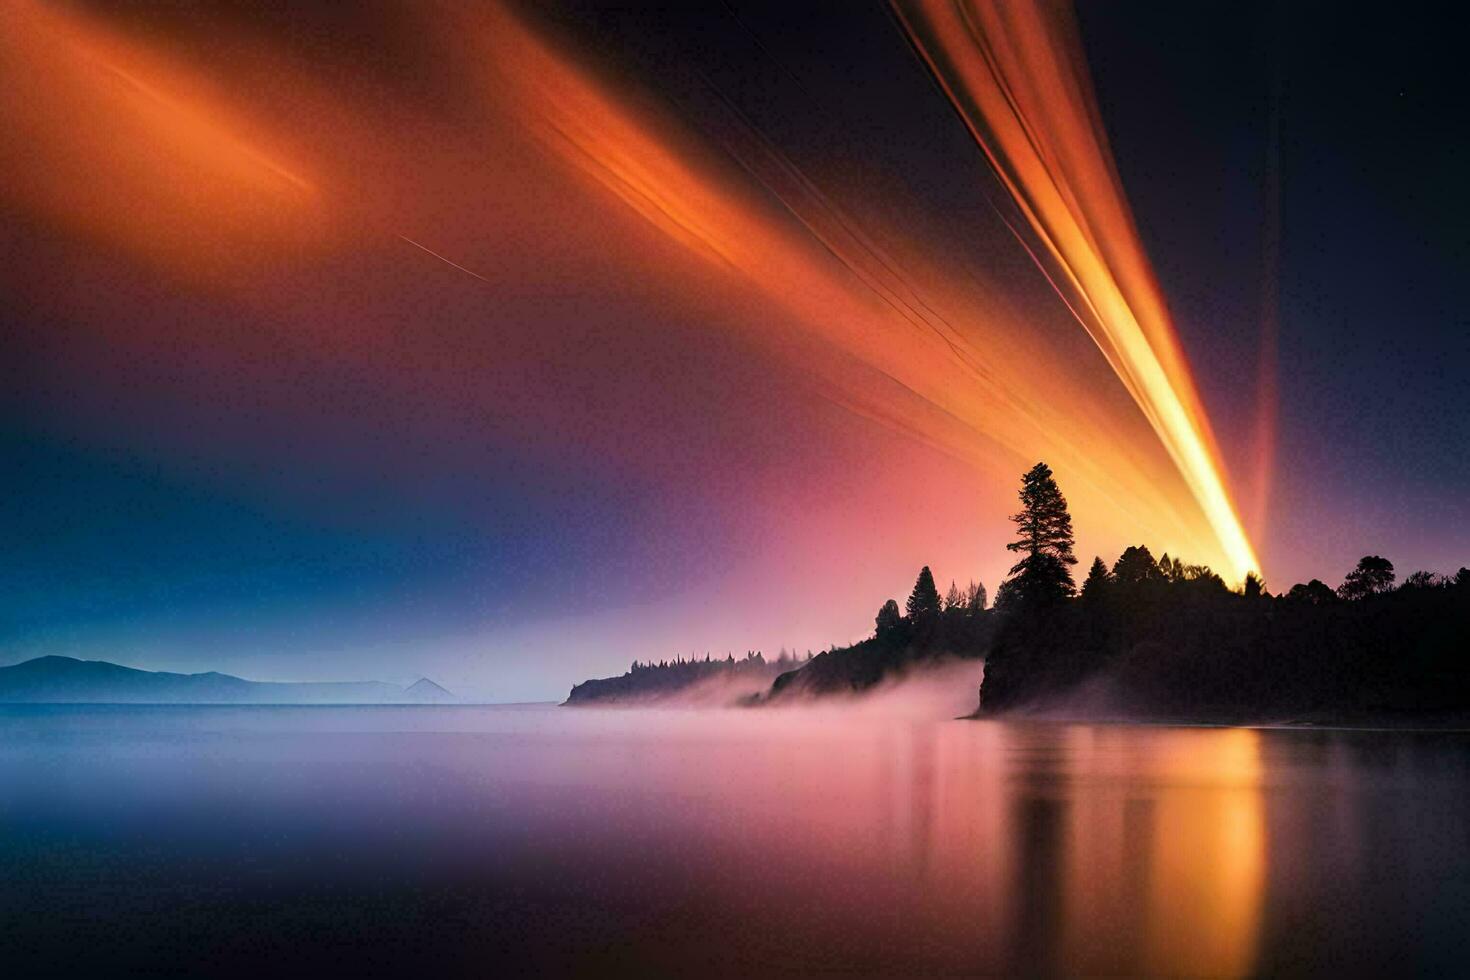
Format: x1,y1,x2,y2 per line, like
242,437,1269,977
893,0,1262,582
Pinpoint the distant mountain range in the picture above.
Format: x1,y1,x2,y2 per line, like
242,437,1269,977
0,656,457,704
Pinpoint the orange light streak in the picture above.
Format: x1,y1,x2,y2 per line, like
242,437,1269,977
0,0,326,281
892,1,1261,581
465,2,1252,578
1,0,1264,590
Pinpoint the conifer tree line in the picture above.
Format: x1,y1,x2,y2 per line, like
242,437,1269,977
978,462,1470,719
874,568,988,637
625,648,815,675
575,459,1467,716
782,459,1467,712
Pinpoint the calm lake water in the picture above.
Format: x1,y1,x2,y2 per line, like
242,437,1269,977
3,703,1469,977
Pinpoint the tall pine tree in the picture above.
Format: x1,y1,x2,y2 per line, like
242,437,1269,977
1081,556,1111,601
1004,462,1077,605
907,566,943,621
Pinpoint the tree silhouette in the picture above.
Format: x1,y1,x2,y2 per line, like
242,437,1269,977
1286,579,1336,604
979,540,1470,719
1111,545,1163,586
1004,462,1077,605
1081,557,1111,601
993,576,1020,610
1402,570,1444,590
875,599,902,637
965,580,988,613
907,566,942,622
1243,572,1265,599
944,581,964,612
1339,555,1395,599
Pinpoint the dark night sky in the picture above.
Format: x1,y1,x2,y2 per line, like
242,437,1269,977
2,2,1465,698
1077,0,1468,576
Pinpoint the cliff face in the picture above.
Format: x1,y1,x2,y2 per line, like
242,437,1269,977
767,640,895,698
764,642,989,703
762,611,996,703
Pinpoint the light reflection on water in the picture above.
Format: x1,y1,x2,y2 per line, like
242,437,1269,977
2,704,1468,976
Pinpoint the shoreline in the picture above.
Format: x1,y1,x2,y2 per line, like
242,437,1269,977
968,709,1470,733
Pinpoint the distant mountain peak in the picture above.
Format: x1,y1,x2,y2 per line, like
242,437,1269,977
404,677,456,702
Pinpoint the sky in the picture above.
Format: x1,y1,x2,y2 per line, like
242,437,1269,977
3,1,1465,701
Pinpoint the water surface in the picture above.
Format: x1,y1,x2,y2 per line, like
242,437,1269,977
3,704,1468,976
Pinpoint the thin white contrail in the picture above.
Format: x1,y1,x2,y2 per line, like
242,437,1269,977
398,234,491,283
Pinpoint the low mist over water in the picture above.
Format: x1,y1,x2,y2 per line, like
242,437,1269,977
4,704,1469,976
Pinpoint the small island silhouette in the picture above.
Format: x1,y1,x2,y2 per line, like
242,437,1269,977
569,462,1469,724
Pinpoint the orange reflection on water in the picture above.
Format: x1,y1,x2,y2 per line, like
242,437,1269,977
559,704,1268,976
1135,727,1265,977
978,724,1267,976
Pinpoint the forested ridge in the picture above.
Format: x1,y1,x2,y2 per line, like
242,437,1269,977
569,462,1469,721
